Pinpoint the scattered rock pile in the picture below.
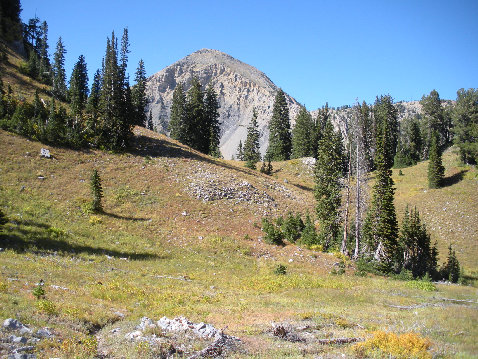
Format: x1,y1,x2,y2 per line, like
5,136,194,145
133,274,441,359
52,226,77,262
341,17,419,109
102,316,242,358
185,166,276,207
1,318,53,359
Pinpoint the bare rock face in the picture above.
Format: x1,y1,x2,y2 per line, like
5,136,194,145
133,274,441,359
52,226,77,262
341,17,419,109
145,49,302,159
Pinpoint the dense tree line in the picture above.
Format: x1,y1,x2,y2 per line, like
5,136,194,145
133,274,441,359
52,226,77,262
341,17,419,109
0,22,148,151
169,79,221,156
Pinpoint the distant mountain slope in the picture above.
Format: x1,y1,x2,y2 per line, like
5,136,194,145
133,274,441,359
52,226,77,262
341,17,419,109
145,49,302,159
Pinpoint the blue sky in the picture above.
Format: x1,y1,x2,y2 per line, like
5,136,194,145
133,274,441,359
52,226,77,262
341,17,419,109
21,0,478,110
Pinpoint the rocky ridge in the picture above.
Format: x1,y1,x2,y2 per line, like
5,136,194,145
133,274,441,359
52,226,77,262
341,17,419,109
146,49,302,159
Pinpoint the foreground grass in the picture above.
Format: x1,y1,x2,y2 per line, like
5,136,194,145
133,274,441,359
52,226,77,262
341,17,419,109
1,130,477,358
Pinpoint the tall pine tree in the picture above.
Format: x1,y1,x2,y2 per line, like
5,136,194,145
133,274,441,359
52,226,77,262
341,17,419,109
420,89,449,151
243,108,261,169
97,32,132,150
132,59,147,126
452,88,478,164
38,21,50,84
291,107,314,158
399,206,437,278
86,69,102,120
312,103,330,158
428,131,445,189
267,89,291,161
185,77,205,152
314,119,344,250
373,95,398,169
362,121,399,272
69,55,89,118
169,83,187,142
51,37,67,100
204,83,221,156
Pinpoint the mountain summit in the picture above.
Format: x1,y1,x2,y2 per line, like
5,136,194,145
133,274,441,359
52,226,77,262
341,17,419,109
146,49,302,159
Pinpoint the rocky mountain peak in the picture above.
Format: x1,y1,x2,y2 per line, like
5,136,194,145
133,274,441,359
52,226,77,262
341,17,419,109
146,49,302,159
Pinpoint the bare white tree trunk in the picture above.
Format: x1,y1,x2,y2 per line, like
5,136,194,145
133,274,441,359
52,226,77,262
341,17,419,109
354,137,361,259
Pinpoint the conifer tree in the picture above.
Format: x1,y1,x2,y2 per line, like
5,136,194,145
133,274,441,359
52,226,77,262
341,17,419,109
132,59,147,126
267,89,291,161
291,107,314,158
244,108,261,169
169,82,187,141
236,140,244,161
44,98,64,143
452,88,478,164
26,50,39,78
420,89,449,150
298,212,318,246
428,131,445,189
373,95,398,169
441,244,460,283
119,28,130,87
97,32,132,149
282,212,304,243
38,21,50,83
147,110,154,131
314,119,344,250
51,37,67,100
90,169,103,212
69,55,89,118
312,103,330,157
362,122,399,272
204,83,221,156
399,206,435,278
86,69,102,120
185,77,206,152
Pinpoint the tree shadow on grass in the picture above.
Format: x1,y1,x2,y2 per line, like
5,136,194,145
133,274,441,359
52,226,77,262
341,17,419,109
0,220,162,260
443,169,468,187
129,134,267,178
291,182,313,193
101,211,150,222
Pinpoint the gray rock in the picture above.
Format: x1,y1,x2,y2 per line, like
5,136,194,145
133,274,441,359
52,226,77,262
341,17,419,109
35,328,52,338
4,318,22,330
124,330,143,340
9,335,27,344
8,353,36,359
19,326,32,335
137,317,155,330
40,148,51,158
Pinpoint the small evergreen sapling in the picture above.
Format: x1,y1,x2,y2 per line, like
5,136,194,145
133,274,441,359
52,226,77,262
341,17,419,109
261,217,284,245
90,169,103,212
282,212,304,243
441,244,460,283
298,212,318,247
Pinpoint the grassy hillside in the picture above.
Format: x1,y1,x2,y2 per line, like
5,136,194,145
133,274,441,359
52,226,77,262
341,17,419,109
0,128,477,358
1,45,52,102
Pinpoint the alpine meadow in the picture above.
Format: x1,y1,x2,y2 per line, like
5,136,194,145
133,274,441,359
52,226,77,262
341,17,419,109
1,1,477,358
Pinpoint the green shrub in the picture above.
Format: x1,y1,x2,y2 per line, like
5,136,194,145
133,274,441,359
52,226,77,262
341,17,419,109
261,218,284,246
274,264,287,275
33,283,46,299
282,212,304,243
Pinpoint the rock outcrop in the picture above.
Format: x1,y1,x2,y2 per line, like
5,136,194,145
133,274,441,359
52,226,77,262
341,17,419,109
145,49,302,159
